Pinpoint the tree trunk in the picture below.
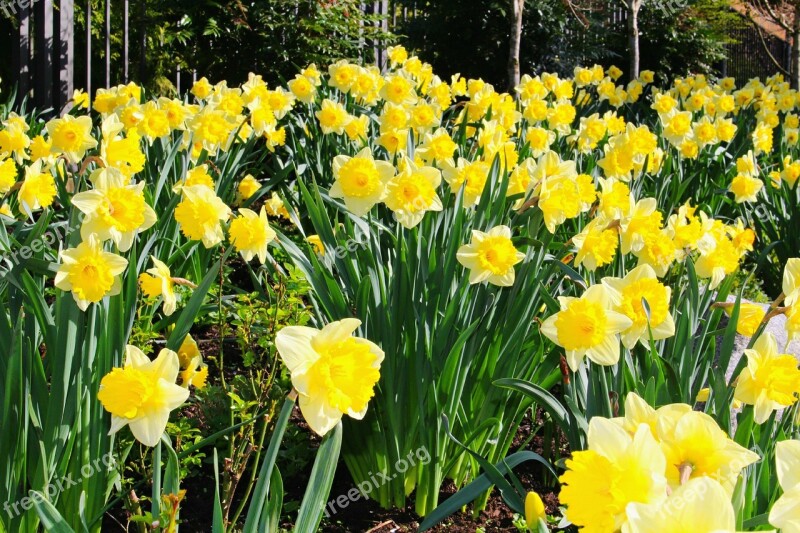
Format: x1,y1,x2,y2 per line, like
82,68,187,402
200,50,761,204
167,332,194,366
508,0,524,92
627,0,640,80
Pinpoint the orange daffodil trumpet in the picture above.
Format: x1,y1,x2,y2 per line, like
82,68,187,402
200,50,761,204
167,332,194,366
541,284,633,371
97,345,189,447
275,318,383,436
456,225,525,287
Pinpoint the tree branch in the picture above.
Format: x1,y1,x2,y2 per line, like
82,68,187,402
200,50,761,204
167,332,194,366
750,13,791,74
751,0,792,32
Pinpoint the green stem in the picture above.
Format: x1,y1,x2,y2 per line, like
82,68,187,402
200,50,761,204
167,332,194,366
241,391,297,532
152,440,162,523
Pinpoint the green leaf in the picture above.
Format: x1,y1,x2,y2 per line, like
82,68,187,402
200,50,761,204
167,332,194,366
293,423,342,532
32,492,76,533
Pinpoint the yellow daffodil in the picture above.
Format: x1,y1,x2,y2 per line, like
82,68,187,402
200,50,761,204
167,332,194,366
71,168,157,252
456,225,525,287
730,173,763,203
559,418,667,533
695,235,741,290
228,207,277,264
541,284,632,371
45,114,98,163
784,258,800,307
330,147,394,216
98,346,189,447
0,158,17,193
316,99,349,135
734,332,800,423
306,235,325,256
624,477,741,533
173,185,231,248
177,334,201,369
54,236,128,311
18,161,57,214
275,318,383,435
181,355,209,390
524,492,546,530
573,216,619,272
441,158,490,207
236,174,261,200
138,257,178,316
659,410,758,490
769,439,800,533
191,77,213,100
717,301,766,337
384,159,443,229
602,265,675,348
72,89,90,109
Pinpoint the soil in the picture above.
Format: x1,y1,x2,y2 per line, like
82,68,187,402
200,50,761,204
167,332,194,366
101,408,564,532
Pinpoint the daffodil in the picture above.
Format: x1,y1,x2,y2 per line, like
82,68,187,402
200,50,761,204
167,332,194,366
54,236,128,311
658,410,758,490
316,99,349,135
717,301,766,337
441,158,491,207
228,207,277,264
275,318,383,435
573,216,619,272
177,334,201,369
602,265,675,348
624,477,742,533
784,258,800,307
456,225,525,287
734,332,800,423
730,173,763,203
384,159,443,229
18,161,57,214
307,235,325,255
541,284,632,371
173,185,231,248
524,492,546,531
98,346,189,447
559,418,667,533
71,168,157,251
181,355,209,389
237,174,261,202
138,257,178,316
769,439,800,533
330,148,394,216
45,114,98,163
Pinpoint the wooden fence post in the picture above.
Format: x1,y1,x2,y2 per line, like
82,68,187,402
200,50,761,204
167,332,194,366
86,0,92,96
57,0,75,111
34,0,54,110
16,1,32,106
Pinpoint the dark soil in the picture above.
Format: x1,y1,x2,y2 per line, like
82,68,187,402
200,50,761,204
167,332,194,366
101,406,564,532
